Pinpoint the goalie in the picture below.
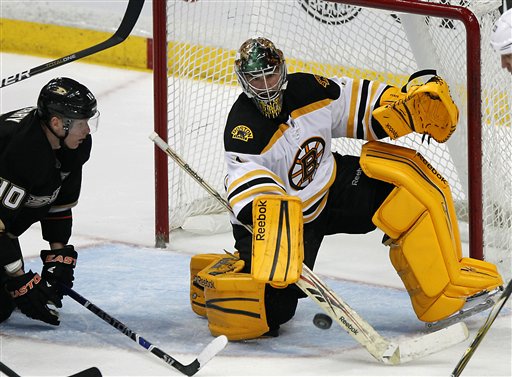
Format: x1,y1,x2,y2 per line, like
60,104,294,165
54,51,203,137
190,37,503,340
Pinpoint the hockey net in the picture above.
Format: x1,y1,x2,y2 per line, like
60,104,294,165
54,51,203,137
153,0,511,272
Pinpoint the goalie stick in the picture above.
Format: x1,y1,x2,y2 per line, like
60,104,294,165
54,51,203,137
61,285,228,376
451,279,512,377
0,362,101,377
149,131,469,365
0,0,145,88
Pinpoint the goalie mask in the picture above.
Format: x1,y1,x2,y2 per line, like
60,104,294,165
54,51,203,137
235,37,288,118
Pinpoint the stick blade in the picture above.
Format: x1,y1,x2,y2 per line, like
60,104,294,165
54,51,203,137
196,335,228,368
69,367,102,377
396,322,469,364
182,335,228,376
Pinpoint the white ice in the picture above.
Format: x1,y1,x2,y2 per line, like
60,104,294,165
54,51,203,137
0,52,510,377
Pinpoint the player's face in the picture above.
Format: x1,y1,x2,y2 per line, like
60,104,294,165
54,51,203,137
246,66,283,99
501,54,512,74
63,112,99,149
63,119,90,149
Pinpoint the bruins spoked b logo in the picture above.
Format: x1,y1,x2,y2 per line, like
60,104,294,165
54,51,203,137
289,137,325,190
298,0,361,25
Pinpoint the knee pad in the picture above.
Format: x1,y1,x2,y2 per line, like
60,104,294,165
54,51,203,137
196,256,269,340
361,141,503,322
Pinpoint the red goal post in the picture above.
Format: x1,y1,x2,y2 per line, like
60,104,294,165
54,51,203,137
152,0,511,273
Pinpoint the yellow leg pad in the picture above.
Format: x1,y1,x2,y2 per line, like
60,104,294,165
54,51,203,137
419,294,466,323
399,212,451,298
360,140,464,276
445,257,503,297
361,141,503,322
252,195,304,286
199,269,269,341
391,242,465,321
190,253,226,317
372,186,426,240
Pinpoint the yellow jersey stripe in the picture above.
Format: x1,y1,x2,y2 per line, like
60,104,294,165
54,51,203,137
228,169,285,193
261,124,289,154
290,98,333,119
347,79,360,138
229,185,287,208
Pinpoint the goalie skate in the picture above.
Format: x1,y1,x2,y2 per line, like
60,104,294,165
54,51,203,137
425,287,503,331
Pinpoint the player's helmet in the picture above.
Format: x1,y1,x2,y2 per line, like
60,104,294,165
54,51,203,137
235,37,288,118
38,77,97,121
491,9,512,55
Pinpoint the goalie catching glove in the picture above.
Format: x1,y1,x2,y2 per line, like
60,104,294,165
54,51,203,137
373,70,459,143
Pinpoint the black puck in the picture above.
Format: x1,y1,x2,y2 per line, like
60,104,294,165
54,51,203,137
313,313,332,329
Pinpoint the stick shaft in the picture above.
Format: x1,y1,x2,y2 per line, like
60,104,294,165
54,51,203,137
0,362,21,377
451,280,512,377
62,285,200,375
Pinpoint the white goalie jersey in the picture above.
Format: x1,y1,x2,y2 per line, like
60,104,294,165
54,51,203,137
223,72,389,226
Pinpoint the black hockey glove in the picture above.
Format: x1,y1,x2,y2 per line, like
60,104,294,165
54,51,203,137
40,245,77,293
5,270,61,326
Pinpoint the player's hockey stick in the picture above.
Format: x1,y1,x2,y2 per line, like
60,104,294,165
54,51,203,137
0,362,20,377
149,131,469,364
69,367,103,377
0,0,145,88
451,279,512,377
61,285,228,376
0,362,101,377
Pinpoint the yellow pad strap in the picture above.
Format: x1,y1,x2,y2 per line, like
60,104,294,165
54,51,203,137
373,76,458,143
252,195,304,286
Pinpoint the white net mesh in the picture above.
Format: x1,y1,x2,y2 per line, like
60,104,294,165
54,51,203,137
163,0,511,269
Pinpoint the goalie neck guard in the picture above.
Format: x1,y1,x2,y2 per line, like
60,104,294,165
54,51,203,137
234,37,288,119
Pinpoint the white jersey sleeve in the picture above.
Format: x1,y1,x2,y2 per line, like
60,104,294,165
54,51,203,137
330,76,388,141
224,152,287,222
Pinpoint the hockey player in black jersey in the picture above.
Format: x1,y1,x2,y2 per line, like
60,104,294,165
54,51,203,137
0,77,99,326
189,37,503,340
